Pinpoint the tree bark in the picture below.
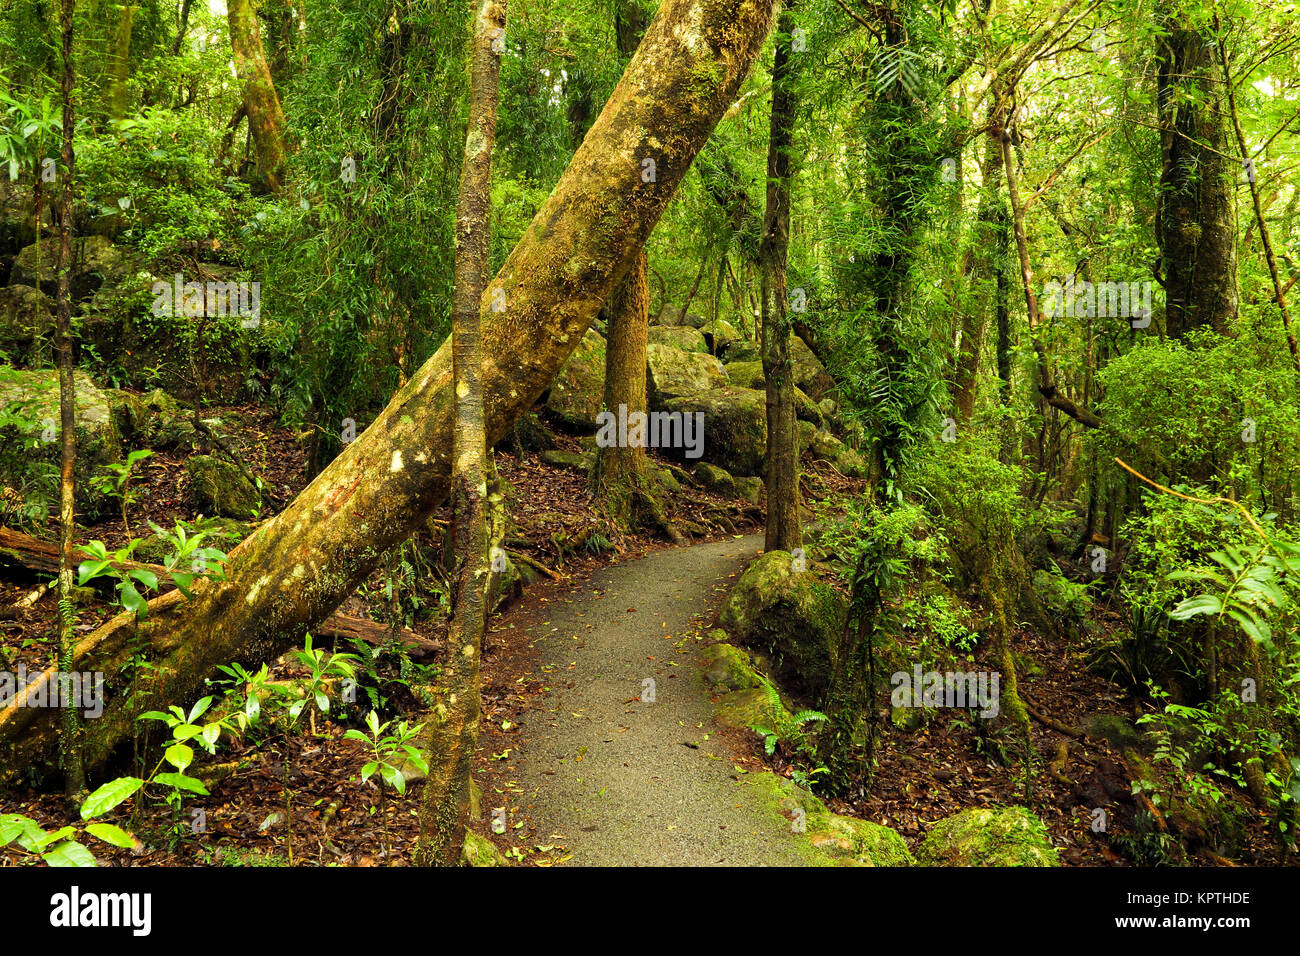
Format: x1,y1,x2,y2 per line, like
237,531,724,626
417,0,503,867
0,0,778,787
55,0,84,802
760,0,801,553
104,4,136,120
228,0,288,192
953,123,1005,423
1156,1,1237,339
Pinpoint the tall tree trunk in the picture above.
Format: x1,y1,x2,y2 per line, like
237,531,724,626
1156,1,1237,339
591,0,663,534
228,0,288,192
0,0,778,786
104,4,136,120
417,0,504,867
760,0,801,553
592,250,660,529
55,0,84,803
953,124,1005,423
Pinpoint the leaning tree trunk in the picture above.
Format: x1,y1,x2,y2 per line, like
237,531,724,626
0,0,777,787
55,0,84,802
417,0,503,867
760,0,801,553
1156,2,1237,339
228,0,288,192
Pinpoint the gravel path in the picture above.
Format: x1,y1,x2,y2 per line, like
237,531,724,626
513,534,817,866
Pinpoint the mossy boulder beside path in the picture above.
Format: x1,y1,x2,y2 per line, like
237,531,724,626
0,367,122,519
545,328,606,429
720,549,845,697
917,806,1060,866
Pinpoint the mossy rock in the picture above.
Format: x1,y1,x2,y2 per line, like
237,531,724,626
808,814,917,867
700,319,740,354
917,806,1059,867
655,305,709,328
726,340,761,363
0,367,122,519
540,449,593,472
11,235,131,301
700,642,764,691
734,476,763,504
789,336,833,400
663,386,766,476
186,455,260,518
647,325,708,353
725,360,764,390
693,461,735,497
807,428,868,478
0,284,54,362
741,772,831,833
646,342,726,408
462,830,511,867
715,685,792,732
1084,713,1144,752
545,328,606,429
720,550,844,696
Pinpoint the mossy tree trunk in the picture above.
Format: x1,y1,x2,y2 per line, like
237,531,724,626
760,0,801,553
1156,0,1237,339
56,0,85,803
591,0,661,534
104,4,136,120
953,120,1006,424
0,0,778,787
228,0,288,192
417,0,504,867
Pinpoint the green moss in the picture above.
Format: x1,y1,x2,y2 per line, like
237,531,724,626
462,829,511,867
916,806,1059,866
700,641,764,691
186,454,260,517
808,814,917,867
719,550,845,696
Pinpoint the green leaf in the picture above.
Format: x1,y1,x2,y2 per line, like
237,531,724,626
128,568,159,591
381,763,406,795
85,822,136,848
0,813,41,846
43,840,96,868
164,743,194,773
118,579,148,617
154,773,209,795
1169,594,1222,620
80,777,144,820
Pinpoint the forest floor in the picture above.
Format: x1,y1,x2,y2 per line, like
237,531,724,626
0,399,1289,865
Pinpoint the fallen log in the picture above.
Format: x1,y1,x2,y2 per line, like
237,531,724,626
0,526,439,660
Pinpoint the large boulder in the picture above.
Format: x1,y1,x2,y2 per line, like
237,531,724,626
646,343,726,408
186,455,261,518
663,386,766,476
107,388,198,450
0,285,54,362
809,814,917,867
10,235,131,301
655,304,709,328
808,428,868,478
0,367,122,519
647,325,708,353
789,336,833,400
545,328,606,429
916,807,1059,867
725,360,764,390
700,319,741,355
720,550,845,697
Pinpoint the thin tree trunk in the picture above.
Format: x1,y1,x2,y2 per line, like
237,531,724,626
56,0,84,803
171,0,195,56
760,0,801,553
1215,21,1299,374
228,0,288,192
417,0,505,867
0,0,779,785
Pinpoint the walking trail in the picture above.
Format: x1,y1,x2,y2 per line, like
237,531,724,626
511,533,819,866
